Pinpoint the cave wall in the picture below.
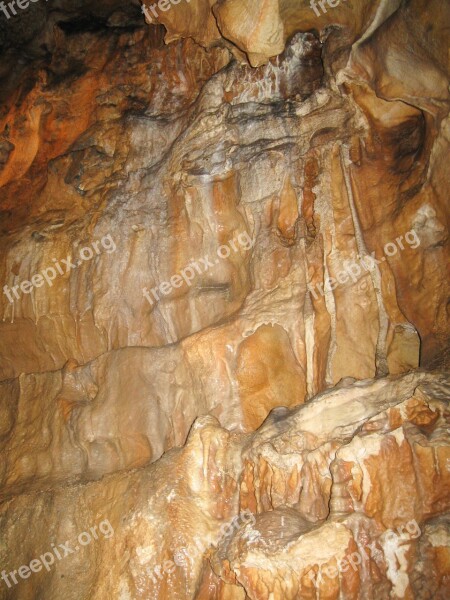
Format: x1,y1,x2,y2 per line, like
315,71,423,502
0,0,449,598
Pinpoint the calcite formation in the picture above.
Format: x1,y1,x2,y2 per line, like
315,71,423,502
0,0,449,598
0,371,449,599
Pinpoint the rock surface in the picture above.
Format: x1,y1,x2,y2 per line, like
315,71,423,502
0,0,449,598
0,371,449,599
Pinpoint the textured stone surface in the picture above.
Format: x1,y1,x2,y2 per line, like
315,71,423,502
0,372,449,599
0,0,449,598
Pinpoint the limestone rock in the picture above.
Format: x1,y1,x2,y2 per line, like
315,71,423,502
0,0,449,598
0,372,448,599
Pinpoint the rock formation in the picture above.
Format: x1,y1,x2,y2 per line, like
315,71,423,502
0,0,449,598
1,371,449,598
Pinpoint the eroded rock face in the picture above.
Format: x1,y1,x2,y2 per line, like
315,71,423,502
0,372,448,599
0,0,449,598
